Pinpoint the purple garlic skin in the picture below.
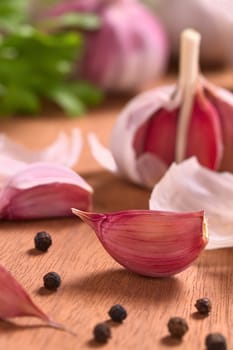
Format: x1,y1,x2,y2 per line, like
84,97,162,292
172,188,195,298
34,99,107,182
48,0,169,92
0,163,93,220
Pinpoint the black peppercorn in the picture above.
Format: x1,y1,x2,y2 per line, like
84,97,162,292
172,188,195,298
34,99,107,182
195,297,212,315
93,322,111,343
167,317,189,338
108,304,127,323
205,333,227,350
34,231,52,252
43,272,61,290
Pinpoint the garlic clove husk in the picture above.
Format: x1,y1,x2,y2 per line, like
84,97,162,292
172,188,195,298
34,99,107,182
0,264,65,330
88,132,118,174
47,0,169,92
72,208,208,277
89,29,233,188
150,157,233,250
0,163,93,220
0,128,82,169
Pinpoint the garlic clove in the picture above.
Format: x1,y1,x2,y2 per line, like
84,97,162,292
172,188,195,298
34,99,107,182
0,128,82,169
0,163,93,220
185,90,223,169
0,264,65,330
150,157,233,250
72,208,208,277
137,108,178,165
205,84,233,172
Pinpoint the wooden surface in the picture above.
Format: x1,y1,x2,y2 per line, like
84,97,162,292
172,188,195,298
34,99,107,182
0,69,233,350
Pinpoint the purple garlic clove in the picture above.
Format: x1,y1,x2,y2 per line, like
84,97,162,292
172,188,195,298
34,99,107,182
72,208,208,277
205,84,233,173
0,163,93,220
0,264,62,329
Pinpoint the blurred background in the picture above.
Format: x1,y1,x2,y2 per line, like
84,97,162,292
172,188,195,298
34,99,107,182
0,0,232,118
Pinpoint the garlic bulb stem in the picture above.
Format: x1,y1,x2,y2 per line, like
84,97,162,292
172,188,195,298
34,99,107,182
179,29,200,88
175,29,201,163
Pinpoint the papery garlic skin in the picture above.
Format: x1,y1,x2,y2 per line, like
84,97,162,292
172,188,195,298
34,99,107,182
0,128,82,169
142,0,233,65
72,208,208,277
150,158,233,250
48,0,169,91
0,155,26,188
0,163,93,220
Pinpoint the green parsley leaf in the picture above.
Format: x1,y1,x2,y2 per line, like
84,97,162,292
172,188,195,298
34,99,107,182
39,13,101,32
0,0,104,117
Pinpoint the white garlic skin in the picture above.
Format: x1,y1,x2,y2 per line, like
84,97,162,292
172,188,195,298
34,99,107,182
142,0,233,66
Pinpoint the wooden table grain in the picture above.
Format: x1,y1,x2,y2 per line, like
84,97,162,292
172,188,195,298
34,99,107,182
0,70,232,350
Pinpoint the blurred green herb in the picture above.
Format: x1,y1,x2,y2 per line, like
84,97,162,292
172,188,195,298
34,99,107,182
38,13,101,31
0,0,103,117
0,0,28,32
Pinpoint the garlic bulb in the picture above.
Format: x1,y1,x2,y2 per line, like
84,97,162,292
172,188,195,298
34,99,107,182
0,163,93,220
89,29,233,188
72,208,208,277
150,158,233,250
142,0,233,65
48,0,169,91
